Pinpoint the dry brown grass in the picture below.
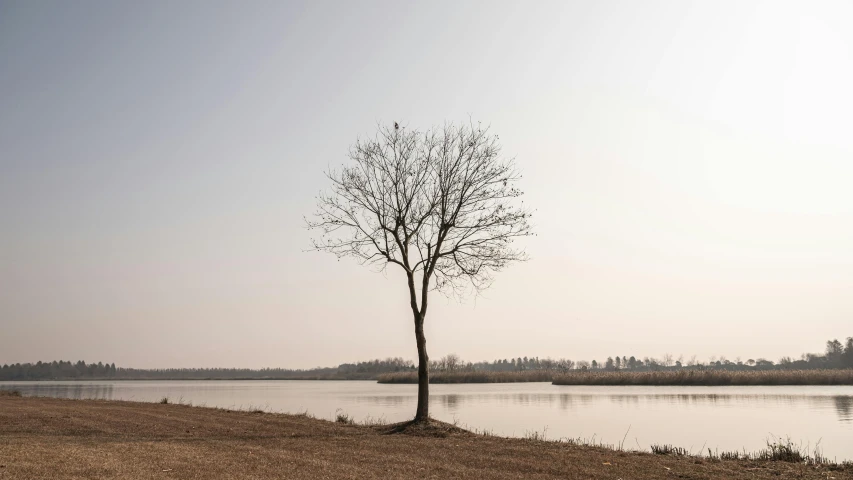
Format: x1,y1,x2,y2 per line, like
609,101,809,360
377,370,554,383
552,369,853,386
1,396,850,479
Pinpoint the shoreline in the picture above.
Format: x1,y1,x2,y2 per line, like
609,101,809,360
1,394,850,479
377,368,853,385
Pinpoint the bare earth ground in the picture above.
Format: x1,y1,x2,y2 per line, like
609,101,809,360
0,396,850,479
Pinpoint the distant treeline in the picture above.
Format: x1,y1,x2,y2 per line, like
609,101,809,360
427,336,853,374
0,360,118,381
3,336,851,381
0,358,414,381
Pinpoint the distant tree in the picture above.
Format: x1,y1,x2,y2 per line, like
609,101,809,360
614,356,621,369
308,122,532,422
842,337,853,367
802,352,824,366
443,354,461,372
591,360,598,369
605,357,614,370
826,339,844,365
628,356,637,369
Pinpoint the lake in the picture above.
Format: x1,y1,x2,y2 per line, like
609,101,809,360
2,380,851,461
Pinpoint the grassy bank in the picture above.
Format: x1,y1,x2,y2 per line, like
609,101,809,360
1,396,849,479
552,369,853,386
377,370,554,383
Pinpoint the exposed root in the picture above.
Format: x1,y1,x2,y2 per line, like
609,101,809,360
380,418,471,438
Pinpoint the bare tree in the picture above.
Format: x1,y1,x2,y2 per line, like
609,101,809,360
307,121,532,422
443,353,462,372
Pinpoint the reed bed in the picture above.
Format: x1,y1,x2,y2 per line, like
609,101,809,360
377,369,853,385
552,369,853,386
377,370,554,384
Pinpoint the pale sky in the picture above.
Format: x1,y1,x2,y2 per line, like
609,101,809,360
1,1,851,369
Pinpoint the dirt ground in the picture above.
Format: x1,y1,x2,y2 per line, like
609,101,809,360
0,395,849,479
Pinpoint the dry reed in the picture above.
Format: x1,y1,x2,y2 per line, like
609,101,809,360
378,369,853,385
552,369,853,386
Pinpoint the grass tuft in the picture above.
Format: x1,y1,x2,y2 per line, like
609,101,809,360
705,437,831,465
335,409,354,425
522,427,548,442
360,414,388,427
293,409,315,419
651,444,689,456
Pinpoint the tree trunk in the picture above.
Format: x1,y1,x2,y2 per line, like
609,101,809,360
413,315,429,422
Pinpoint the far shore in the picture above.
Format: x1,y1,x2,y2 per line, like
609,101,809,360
1,393,850,479
377,368,853,385
4,368,853,385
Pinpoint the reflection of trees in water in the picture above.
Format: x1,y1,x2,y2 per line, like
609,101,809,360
9,383,115,400
351,396,411,406
441,394,460,410
835,396,853,423
353,391,853,423
555,394,598,409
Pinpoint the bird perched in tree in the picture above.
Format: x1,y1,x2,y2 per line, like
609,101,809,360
394,122,399,130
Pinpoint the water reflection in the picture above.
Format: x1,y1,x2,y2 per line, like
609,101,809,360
836,396,853,423
351,395,410,406
351,392,853,423
2,383,115,400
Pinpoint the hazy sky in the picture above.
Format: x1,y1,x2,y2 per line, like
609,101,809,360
2,1,852,369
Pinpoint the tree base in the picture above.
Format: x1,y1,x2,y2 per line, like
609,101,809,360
380,417,471,437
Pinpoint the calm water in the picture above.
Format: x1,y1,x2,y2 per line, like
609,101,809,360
2,381,852,461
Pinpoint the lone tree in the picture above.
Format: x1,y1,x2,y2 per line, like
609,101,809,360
307,121,532,422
